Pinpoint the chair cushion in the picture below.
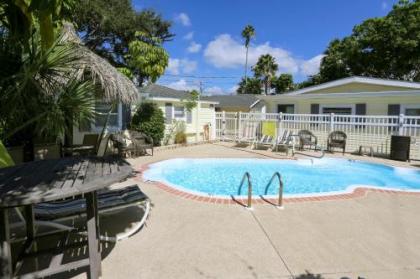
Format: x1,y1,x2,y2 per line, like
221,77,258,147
34,185,148,220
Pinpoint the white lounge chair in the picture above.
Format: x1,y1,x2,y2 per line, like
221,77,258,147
252,135,274,150
236,123,258,145
272,130,298,155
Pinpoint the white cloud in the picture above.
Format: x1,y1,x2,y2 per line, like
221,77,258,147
187,41,202,53
175,13,191,27
165,79,199,91
229,85,239,94
204,34,299,73
204,34,325,77
167,58,197,75
183,32,194,40
300,54,325,76
204,86,224,95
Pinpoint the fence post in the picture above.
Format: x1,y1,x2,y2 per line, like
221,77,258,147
278,112,283,136
234,112,238,139
211,110,216,140
398,113,405,136
222,111,226,141
330,113,335,132
238,111,242,140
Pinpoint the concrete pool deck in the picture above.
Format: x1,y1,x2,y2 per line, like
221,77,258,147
87,143,420,278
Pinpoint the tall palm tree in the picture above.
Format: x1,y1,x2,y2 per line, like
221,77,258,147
253,54,279,95
241,25,255,92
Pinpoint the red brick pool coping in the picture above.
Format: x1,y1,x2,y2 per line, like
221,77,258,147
135,163,420,205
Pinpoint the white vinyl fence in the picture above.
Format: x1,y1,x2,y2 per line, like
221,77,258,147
215,112,420,160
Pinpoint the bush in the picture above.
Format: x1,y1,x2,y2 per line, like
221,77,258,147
174,132,187,144
130,102,165,146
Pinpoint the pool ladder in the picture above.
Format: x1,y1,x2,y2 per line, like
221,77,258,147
238,172,284,209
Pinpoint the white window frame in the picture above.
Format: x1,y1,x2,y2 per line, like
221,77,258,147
400,104,420,116
274,103,298,114
320,104,355,115
174,105,186,120
93,102,122,132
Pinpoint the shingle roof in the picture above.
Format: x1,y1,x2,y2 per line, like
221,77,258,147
138,84,192,99
202,94,261,109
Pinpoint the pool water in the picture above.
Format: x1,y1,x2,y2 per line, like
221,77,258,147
143,158,420,197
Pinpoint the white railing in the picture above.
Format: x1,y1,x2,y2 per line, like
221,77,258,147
215,112,420,160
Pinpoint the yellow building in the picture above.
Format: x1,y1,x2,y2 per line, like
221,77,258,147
139,84,218,143
260,76,420,116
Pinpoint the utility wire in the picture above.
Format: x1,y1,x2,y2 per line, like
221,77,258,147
162,73,241,79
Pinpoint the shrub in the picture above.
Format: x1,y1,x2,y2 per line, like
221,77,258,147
130,102,165,145
174,132,187,144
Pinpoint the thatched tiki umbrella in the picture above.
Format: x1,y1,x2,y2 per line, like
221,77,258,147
60,23,138,148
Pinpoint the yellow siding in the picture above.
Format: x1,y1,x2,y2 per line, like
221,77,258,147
267,95,420,115
306,82,415,94
152,99,216,143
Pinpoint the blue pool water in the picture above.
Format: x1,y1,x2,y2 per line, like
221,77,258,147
143,158,420,197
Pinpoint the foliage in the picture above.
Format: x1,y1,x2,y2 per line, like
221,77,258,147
252,54,279,94
272,74,294,93
0,39,96,144
174,132,187,144
241,25,255,48
131,102,165,146
127,31,169,85
174,121,187,144
237,77,262,94
183,90,199,111
73,0,173,84
1,0,77,51
300,0,420,87
0,140,14,168
241,24,256,89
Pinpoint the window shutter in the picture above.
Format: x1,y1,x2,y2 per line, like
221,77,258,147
165,103,173,124
355,103,366,115
388,104,400,115
311,104,320,114
186,110,193,124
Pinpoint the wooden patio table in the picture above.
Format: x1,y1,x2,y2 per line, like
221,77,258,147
0,156,133,279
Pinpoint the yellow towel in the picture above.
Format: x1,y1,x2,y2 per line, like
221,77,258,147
261,121,276,137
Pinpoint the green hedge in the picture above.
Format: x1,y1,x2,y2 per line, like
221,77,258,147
131,102,165,146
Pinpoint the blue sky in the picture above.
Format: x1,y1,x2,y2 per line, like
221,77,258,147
133,0,398,95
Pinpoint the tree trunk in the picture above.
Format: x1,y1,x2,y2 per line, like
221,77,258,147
244,46,249,93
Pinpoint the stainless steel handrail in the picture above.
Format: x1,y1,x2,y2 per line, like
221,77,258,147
264,172,284,208
238,172,252,208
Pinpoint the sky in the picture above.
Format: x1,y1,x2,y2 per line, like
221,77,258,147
133,0,398,95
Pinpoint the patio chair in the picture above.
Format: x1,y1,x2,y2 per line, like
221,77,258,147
298,130,318,151
272,130,299,155
252,134,273,150
64,134,99,156
236,123,258,145
110,130,153,157
327,131,347,154
13,185,151,242
129,130,154,156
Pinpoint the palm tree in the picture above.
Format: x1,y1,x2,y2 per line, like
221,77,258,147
241,25,255,92
0,1,138,161
253,54,279,95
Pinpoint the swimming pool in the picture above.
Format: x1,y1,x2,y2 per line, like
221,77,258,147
143,158,420,197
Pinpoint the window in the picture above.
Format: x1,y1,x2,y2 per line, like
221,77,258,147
277,104,295,114
405,108,420,116
321,106,353,115
95,102,119,127
174,106,185,119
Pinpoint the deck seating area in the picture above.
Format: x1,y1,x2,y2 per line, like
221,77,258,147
217,112,420,160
